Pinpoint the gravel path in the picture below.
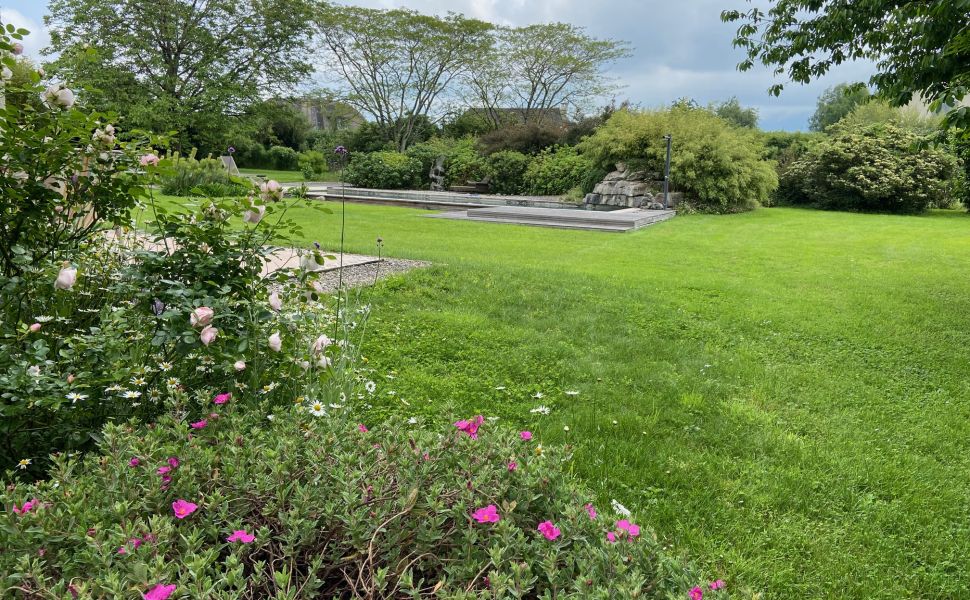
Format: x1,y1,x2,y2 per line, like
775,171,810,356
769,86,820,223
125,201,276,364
313,257,431,292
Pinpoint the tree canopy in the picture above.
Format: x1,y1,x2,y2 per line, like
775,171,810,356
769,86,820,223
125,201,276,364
711,96,759,128
722,0,970,136
45,0,317,151
809,83,872,132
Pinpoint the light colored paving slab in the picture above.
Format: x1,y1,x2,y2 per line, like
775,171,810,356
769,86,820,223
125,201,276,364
429,206,676,232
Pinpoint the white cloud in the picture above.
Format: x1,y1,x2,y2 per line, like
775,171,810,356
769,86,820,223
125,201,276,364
0,7,50,61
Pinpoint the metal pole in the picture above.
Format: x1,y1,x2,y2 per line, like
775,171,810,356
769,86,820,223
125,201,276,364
663,134,672,209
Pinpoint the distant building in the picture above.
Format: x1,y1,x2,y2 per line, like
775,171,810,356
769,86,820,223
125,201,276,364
295,98,365,132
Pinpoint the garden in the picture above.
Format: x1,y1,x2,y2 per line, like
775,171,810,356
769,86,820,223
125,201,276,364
3,1,970,599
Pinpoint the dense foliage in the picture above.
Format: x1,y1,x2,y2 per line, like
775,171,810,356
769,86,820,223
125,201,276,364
0,397,719,598
808,84,872,132
723,1,970,136
344,151,422,189
780,123,959,213
159,155,250,197
580,107,778,212
486,151,532,195
523,146,593,196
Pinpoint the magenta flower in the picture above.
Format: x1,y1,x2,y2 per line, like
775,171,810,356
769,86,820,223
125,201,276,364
144,583,176,600
520,430,532,441
117,546,127,554
129,457,140,467
171,499,198,519
12,499,41,515
168,457,180,468
689,586,704,600
585,503,597,520
190,419,207,430
358,424,368,432
616,519,640,538
226,529,256,543
454,415,485,439
709,580,725,591
606,531,617,543
213,392,231,405
130,537,143,549
157,466,171,475
537,520,561,540
472,504,501,523
508,461,517,471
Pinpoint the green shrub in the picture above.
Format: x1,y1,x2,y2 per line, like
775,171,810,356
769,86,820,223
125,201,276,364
781,123,958,213
267,145,300,171
580,107,778,212
298,150,329,179
479,124,564,155
760,132,825,206
159,155,249,197
0,396,711,598
407,138,488,188
486,150,532,195
523,146,593,196
344,151,422,189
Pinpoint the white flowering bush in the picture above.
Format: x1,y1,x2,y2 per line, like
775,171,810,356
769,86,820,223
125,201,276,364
0,391,731,599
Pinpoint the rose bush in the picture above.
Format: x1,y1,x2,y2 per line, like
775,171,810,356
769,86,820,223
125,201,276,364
0,392,729,599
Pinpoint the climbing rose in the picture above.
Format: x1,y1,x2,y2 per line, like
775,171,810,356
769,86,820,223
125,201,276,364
242,205,265,224
190,306,214,328
259,179,282,201
310,334,332,354
54,266,77,290
472,505,500,523
709,580,726,591
12,42,24,55
520,430,532,441
234,360,246,371
43,84,75,109
171,499,198,519
268,331,282,352
199,325,218,346
190,419,207,429
537,520,561,540
143,583,176,600
139,153,160,167
226,529,256,543
689,586,704,600
29,323,41,332
268,291,282,312
213,392,231,405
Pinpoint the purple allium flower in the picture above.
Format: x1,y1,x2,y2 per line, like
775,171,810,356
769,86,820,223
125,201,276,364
334,145,348,155
313,241,321,249
227,146,236,154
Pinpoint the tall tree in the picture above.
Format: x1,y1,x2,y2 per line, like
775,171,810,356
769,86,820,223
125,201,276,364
465,24,631,130
315,4,492,151
722,1,970,136
809,83,872,132
712,96,759,128
45,0,316,151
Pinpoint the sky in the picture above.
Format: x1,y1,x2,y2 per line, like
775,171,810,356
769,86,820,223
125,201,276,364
1,0,875,131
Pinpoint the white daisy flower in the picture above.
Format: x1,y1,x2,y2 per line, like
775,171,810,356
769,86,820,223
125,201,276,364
105,384,124,393
308,401,327,417
165,377,180,388
564,390,580,396
18,458,31,470
158,362,173,372
533,392,545,399
122,390,141,399
65,392,88,403
407,416,419,425
530,405,551,415
328,403,343,409
365,380,376,394
495,385,506,390
34,315,54,323
130,377,146,386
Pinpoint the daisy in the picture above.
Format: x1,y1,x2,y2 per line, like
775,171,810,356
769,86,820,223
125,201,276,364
123,390,141,399
158,362,173,372
328,403,343,409
260,382,278,394
407,416,419,425
308,401,327,417
165,377,180,388
365,380,376,394
34,315,54,323
533,392,545,399
564,390,580,396
530,405,551,415
495,385,506,390
105,384,124,393
130,377,147,386
17,458,31,470
65,392,88,403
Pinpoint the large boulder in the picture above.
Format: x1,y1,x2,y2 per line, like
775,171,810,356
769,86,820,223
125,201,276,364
584,163,679,208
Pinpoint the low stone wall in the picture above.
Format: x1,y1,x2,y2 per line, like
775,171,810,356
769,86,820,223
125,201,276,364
583,163,682,209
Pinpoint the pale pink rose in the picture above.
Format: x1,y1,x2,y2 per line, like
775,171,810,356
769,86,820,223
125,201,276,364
234,360,246,371
259,179,282,201
29,323,42,333
12,42,24,56
199,325,218,346
55,266,77,290
139,153,160,167
190,306,214,328
242,205,265,224
268,291,282,312
311,334,332,355
43,84,75,109
268,331,282,352
67,373,75,384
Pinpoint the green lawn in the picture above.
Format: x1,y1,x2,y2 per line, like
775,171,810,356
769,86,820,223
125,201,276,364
237,167,340,182
274,202,969,599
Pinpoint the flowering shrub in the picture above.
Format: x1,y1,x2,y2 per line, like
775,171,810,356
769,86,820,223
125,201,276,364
0,395,726,598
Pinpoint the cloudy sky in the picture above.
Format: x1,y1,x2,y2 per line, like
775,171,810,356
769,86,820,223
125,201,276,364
3,0,874,130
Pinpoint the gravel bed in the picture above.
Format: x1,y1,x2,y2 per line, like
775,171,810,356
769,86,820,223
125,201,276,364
314,258,431,292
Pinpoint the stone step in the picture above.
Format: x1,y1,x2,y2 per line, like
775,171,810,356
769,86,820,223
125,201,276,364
433,206,676,232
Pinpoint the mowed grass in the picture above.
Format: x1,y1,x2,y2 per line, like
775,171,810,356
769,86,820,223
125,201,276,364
152,196,970,597
279,203,970,599
237,167,340,182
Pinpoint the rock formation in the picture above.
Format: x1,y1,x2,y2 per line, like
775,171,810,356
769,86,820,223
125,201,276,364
583,163,680,209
